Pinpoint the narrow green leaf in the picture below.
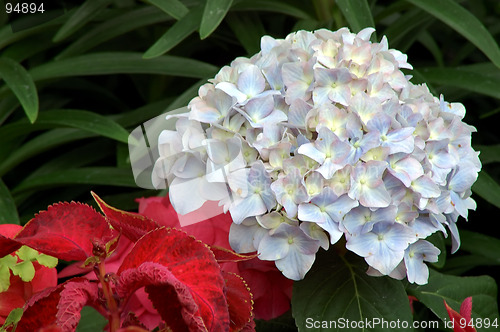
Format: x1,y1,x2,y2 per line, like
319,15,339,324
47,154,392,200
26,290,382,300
12,167,136,194
0,109,130,144
472,171,500,210
417,30,444,67
459,230,500,265
200,0,233,39
475,144,500,164
226,12,266,55
0,179,19,225
335,0,375,35
0,128,91,177
406,0,500,69
29,53,218,81
293,251,413,331
408,269,499,329
143,6,203,59
53,0,113,42
0,10,73,50
419,67,500,100
146,0,189,20
57,7,170,60
383,8,433,48
0,57,38,123
232,0,311,20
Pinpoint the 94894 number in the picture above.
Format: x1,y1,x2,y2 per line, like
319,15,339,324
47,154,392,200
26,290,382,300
6,2,45,14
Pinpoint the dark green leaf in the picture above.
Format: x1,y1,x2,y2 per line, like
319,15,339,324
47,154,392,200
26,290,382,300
200,0,234,39
293,250,413,331
426,232,446,269
232,0,312,20
406,0,500,69
419,67,500,99
12,167,136,194
53,0,113,42
475,144,500,164
0,10,72,50
0,179,19,225
407,269,499,330
472,171,500,210
75,306,108,332
29,53,218,80
0,129,91,177
336,0,375,35
0,57,38,123
459,230,500,265
143,6,203,59
146,0,189,20
57,7,170,60
226,12,266,55
0,109,130,144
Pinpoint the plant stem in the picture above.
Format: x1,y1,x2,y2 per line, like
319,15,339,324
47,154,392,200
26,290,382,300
95,261,120,332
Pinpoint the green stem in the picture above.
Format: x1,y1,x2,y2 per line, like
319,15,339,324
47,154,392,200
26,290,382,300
95,262,120,332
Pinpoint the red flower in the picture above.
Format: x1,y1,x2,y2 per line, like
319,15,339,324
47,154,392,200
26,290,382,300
136,196,294,321
0,224,58,325
444,297,477,332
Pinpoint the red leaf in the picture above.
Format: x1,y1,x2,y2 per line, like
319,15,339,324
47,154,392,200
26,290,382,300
16,278,98,332
117,262,205,332
0,234,21,257
92,192,159,242
0,224,22,257
16,285,61,332
56,280,99,332
210,246,258,263
14,202,115,261
223,272,254,332
444,298,477,332
117,228,229,332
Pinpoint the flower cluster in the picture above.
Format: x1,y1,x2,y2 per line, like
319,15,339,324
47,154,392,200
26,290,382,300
153,28,481,284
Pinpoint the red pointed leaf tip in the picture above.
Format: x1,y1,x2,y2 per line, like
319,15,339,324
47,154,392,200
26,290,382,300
92,191,159,242
0,224,22,257
117,228,229,332
223,272,254,332
211,245,258,263
444,297,477,332
16,278,97,332
13,202,116,261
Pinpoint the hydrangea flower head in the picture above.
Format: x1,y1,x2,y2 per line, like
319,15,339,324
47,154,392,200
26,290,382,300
153,27,481,284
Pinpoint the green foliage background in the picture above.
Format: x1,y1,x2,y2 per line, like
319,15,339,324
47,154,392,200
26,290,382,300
1,0,500,330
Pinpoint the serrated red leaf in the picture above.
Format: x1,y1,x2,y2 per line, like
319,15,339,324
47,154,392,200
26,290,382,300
117,262,205,332
13,202,115,261
56,280,99,332
16,278,97,332
92,192,159,242
117,228,229,332
223,272,254,332
210,246,258,263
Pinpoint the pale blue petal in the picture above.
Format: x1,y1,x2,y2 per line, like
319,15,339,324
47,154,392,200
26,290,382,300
298,203,327,223
216,82,248,103
169,177,206,215
258,233,290,260
411,175,440,198
229,194,267,224
276,250,316,280
238,65,266,98
324,194,359,223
